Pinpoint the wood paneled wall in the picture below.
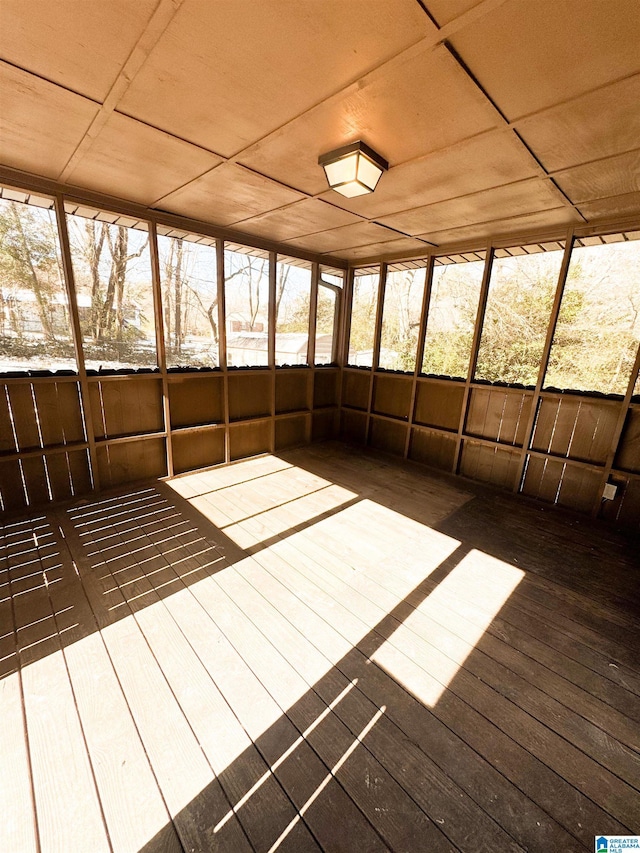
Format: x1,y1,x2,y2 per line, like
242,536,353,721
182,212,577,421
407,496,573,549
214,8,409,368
340,368,640,530
0,366,340,514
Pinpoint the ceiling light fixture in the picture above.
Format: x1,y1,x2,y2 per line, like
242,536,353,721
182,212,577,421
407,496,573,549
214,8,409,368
318,141,388,198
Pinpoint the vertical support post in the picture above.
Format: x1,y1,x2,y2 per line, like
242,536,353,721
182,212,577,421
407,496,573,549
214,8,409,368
453,245,494,475
148,220,173,478
592,339,640,517
54,193,101,491
340,268,354,369
404,257,434,459
217,239,231,464
512,229,575,493
269,251,277,453
307,262,319,444
308,261,318,368
366,263,386,444
336,267,353,437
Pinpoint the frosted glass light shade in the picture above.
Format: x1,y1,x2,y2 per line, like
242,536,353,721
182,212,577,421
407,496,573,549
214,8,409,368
319,141,388,197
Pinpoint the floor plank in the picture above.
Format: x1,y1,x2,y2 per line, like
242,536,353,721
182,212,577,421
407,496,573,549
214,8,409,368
1,442,639,853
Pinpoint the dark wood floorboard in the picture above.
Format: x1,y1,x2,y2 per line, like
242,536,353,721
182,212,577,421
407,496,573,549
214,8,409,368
1,441,638,853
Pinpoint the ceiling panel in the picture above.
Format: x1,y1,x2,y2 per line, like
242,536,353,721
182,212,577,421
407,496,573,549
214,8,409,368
286,221,404,254
233,198,362,242
424,0,485,27
332,237,432,262
577,192,640,223
0,0,637,262
66,113,223,206
450,0,640,120
318,130,539,218
118,0,434,158
0,63,99,179
553,150,640,205
376,178,569,235
238,43,501,195
515,74,640,173
418,206,582,246
0,0,158,101
156,163,306,226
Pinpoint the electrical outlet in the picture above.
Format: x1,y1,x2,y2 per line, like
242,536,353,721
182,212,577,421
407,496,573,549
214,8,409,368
603,483,617,501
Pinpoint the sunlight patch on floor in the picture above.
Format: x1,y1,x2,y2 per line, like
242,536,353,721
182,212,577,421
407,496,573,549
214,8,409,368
373,549,524,707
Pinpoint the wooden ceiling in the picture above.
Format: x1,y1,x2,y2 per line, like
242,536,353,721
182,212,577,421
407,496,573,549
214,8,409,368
0,0,639,262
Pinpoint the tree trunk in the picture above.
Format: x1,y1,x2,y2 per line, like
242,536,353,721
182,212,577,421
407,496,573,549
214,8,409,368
99,226,125,340
10,205,56,341
275,263,290,324
174,239,183,354
207,299,218,343
163,239,174,343
86,220,106,339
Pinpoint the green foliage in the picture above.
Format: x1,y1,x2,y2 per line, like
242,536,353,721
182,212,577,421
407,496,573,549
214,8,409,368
475,255,559,385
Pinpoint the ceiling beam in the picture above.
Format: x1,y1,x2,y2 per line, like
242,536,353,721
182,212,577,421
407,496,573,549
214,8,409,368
58,0,187,183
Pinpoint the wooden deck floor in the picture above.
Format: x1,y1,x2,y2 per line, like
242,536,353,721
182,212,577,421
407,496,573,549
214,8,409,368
1,442,639,853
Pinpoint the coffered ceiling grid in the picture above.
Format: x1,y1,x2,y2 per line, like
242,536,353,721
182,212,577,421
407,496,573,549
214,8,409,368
0,0,638,261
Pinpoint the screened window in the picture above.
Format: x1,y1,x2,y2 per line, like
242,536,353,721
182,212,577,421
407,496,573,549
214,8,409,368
347,268,380,367
315,266,343,365
66,208,156,370
545,233,640,395
158,230,218,368
0,190,76,372
378,265,426,372
422,254,485,378
224,243,269,367
275,256,312,366
476,243,564,386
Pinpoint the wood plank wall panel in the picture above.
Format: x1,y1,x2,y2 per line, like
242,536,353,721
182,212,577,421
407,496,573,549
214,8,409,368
20,456,50,505
341,409,368,444
229,421,271,461
615,408,640,473
341,370,370,411
409,428,457,471
275,415,307,450
601,475,640,530
414,381,465,431
522,457,565,505
33,382,85,446
312,409,338,442
369,417,407,456
522,457,603,514
275,371,309,414
168,374,224,428
97,437,167,488
6,384,41,451
1,376,88,442
557,465,604,514
172,428,225,475
313,369,338,408
0,386,15,452
46,450,92,502
531,397,620,464
90,378,164,439
0,460,27,511
460,440,521,490
372,374,412,420
466,388,532,446
228,372,272,421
